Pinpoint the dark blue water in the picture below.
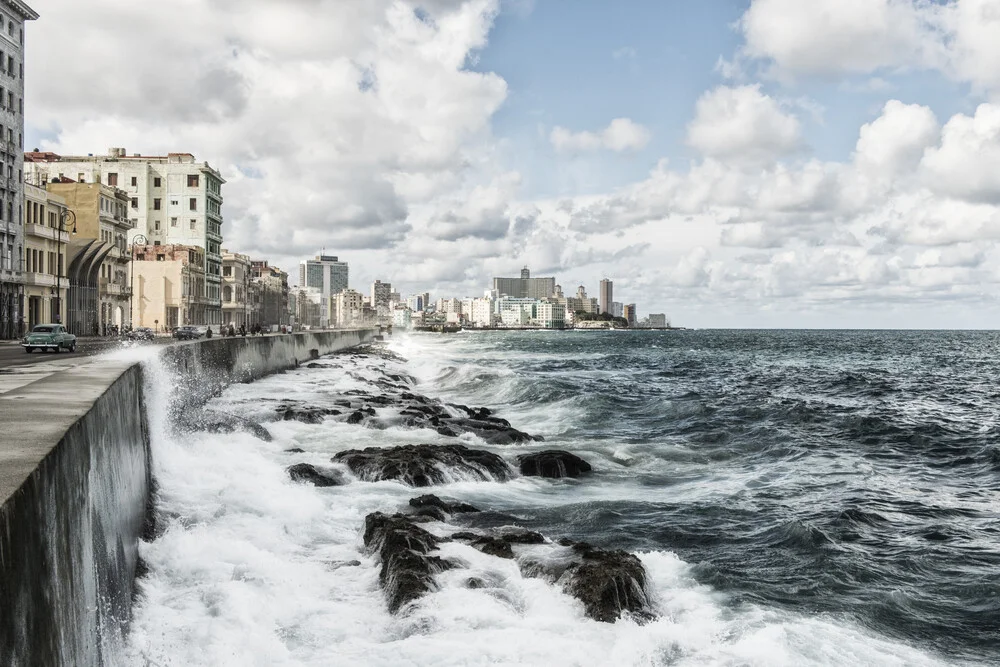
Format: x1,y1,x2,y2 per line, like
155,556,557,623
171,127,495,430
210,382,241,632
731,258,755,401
400,329,1000,664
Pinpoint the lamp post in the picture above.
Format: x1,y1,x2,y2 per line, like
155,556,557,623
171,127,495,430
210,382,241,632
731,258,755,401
129,234,147,328
56,208,77,325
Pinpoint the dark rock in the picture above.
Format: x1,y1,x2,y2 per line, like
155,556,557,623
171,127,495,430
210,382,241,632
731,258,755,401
363,512,453,613
284,447,306,454
306,362,323,369
409,494,480,514
366,395,397,406
287,463,345,487
560,543,653,623
346,411,367,424
277,404,341,424
410,505,448,522
436,426,460,438
187,410,273,442
333,399,353,408
333,444,512,486
451,531,481,541
498,528,546,544
467,536,514,559
518,451,592,478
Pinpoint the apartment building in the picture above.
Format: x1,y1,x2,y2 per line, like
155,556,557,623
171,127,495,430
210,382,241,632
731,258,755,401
25,148,225,326
0,0,38,338
47,181,133,333
22,183,67,328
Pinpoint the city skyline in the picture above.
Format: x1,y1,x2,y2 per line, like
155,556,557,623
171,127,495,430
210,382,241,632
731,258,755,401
22,1,1000,328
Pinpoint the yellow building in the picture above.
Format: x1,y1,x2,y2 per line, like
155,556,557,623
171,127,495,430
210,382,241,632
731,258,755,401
22,184,69,329
45,181,133,334
131,244,207,331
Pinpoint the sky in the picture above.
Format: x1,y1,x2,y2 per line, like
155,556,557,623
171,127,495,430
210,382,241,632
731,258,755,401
22,0,1000,328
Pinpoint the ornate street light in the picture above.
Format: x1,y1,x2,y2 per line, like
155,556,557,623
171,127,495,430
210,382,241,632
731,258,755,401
129,234,148,328
55,208,77,324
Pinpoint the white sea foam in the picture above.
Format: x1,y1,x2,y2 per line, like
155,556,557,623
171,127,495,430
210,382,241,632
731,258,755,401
122,335,952,666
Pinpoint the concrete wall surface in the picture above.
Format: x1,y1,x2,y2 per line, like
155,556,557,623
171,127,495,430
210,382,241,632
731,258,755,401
0,328,377,666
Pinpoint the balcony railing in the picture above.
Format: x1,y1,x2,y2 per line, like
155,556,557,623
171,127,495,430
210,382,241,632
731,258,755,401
23,272,57,288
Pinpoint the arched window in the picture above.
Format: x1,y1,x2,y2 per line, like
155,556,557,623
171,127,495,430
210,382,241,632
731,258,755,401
223,285,232,302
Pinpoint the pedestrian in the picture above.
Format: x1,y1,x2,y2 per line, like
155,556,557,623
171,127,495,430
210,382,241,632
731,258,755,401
239,324,246,337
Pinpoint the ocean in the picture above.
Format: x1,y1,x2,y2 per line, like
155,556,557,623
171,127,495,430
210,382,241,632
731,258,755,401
124,330,999,666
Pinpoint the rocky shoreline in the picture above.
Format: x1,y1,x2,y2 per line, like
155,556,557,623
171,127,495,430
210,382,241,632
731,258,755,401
215,343,657,624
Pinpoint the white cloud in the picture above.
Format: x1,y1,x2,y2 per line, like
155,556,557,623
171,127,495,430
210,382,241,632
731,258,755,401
686,85,803,163
29,0,506,260
736,0,1000,95
855,100,939,176
612,46,638,60
921,103,1000,203
550,118,651,153
738,0,939,78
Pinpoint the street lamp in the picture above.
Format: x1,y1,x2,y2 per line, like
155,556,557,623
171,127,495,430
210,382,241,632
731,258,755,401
56,208,77,325
129,234,147,328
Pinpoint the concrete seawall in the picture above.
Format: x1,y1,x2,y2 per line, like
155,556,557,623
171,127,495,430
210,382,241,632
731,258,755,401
0,328,376,667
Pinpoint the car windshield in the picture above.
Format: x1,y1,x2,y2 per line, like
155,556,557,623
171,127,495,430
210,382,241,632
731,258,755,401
32,326,55,333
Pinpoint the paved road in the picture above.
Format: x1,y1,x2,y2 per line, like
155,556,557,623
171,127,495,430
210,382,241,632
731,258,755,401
0,337,173,369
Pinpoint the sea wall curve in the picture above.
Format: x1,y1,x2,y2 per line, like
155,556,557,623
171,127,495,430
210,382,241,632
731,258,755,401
0,328,377,667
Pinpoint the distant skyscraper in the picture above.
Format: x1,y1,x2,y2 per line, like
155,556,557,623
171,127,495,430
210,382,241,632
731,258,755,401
623,303,637,325
300,254,349,325
492,266,556,299
370,279,391,309
612,301,624,318
599,278,613,315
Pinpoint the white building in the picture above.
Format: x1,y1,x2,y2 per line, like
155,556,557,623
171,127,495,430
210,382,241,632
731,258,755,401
392,307,412,330
463,296,495,328
24,148,226,326
0,0,38,339
612,301,624,318
300,254,348,325
648,313,668,328
407,294,425,312
331,288,364,327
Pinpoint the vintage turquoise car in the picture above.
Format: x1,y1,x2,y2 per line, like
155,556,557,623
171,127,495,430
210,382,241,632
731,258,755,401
22,323,77,353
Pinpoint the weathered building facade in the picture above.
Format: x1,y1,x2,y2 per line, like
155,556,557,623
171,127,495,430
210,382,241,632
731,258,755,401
0,0,38,338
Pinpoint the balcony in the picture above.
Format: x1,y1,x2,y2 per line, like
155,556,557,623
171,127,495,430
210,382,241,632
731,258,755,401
99,278,128,297
23,272,56,288
24,223,68,242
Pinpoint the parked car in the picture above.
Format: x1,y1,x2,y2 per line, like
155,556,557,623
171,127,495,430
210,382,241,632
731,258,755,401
127,327,155,341
22,323,77,353
173,325,202,340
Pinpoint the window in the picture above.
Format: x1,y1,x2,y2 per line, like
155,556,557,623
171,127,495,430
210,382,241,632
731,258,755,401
107,173,118,186
190,218,196,230
223,266,232,277
153,177,161,187
7,56,12,76
156,254,165,262
153,198,161,210
189,198,197,211
77,173,84,183
7,21,12,37
130,197,138,209
130,176,137,187
154,220,160,231
187,174,199,187
169,198,178,206
170,217,177,227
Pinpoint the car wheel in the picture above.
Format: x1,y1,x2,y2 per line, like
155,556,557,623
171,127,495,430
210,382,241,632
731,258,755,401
24,347,31,354
69,343,76,353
